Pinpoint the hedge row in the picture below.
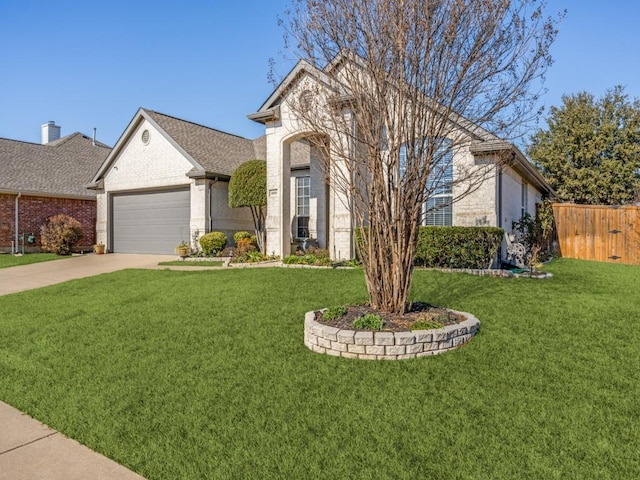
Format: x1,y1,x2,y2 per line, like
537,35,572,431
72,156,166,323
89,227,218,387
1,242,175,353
414,226,503,268
357,226,504,269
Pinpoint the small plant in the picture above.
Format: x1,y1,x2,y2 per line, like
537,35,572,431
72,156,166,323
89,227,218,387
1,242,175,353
411,319,444,330
191,228,201,253
200,232,227,256
233,231,252,245
243,250,267,262
343,258,362,268
231,249,274,263
40,214,84,255
323,306,347,321
175,241,191,257
282,249,333,267
512,201,555,271
217,247,236,257
352,313,384,331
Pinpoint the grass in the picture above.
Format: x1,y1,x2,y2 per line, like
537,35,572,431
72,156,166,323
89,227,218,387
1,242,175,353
0,253,66,269
158,260,224,267
0,259,639,479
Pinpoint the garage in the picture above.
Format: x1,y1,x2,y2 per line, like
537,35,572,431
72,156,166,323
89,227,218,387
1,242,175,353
111,188,190,254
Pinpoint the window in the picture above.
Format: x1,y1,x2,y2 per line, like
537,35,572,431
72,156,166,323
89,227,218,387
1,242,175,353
521,181,528,218
399,138,453,226
296,176,310,238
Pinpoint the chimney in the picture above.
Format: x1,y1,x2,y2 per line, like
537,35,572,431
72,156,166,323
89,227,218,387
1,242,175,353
41,121,61,144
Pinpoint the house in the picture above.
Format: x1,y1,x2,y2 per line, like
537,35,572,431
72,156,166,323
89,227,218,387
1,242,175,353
247,58,553,260
91,60,552,259
89,108,262,254
0,122,111,253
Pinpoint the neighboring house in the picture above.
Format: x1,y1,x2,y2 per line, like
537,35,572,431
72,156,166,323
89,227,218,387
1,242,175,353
0,122,111,253
247,57,553,260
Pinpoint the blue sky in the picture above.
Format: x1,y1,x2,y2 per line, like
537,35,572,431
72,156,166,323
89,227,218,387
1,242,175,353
1,1,638,147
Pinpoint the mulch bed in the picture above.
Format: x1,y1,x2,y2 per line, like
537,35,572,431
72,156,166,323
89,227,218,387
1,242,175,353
315,302,466,332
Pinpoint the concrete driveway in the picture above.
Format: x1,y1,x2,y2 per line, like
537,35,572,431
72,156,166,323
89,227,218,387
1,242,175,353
0,253,176,296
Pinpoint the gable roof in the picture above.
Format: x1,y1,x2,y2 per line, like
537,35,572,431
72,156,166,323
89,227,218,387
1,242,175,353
250,52,552,193
0,133,111,199
92,108,265,184
248,58,343,123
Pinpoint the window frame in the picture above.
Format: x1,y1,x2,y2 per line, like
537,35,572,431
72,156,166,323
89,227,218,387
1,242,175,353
295,175,311,239
399,138,454,227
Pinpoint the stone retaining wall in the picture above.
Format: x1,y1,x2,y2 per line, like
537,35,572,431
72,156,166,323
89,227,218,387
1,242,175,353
304,310,480,360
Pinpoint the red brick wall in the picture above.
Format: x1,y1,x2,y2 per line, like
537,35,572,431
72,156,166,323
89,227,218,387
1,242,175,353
0,194,96,252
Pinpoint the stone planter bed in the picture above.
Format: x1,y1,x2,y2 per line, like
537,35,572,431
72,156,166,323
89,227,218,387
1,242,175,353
304,309,480,360
428,267,552,279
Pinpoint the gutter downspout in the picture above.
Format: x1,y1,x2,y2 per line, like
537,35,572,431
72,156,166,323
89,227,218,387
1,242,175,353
208,177,218,232
15,192,21,254
497,166,503,229
497,166,503,268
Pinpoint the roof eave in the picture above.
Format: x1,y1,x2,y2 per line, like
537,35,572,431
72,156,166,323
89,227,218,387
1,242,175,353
0,188,96,200
186,169,230,181
470,141,555,197
247,106,280,124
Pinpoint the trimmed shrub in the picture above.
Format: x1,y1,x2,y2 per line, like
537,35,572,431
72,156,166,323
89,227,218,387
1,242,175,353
40,214,84,255
228,160,266,208
414,226,503,268
233,231,252,245
235,243,257,258
200,231,227,256
356,226,504,269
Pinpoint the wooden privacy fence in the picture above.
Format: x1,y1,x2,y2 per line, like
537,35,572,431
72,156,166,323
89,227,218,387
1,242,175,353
552,203,640,265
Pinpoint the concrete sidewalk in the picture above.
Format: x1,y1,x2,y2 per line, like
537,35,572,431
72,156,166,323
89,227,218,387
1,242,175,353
0,402,146,480
0,253,180,479
0,253,176,296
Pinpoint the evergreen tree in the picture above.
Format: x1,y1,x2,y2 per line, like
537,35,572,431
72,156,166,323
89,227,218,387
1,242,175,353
528,86,640,205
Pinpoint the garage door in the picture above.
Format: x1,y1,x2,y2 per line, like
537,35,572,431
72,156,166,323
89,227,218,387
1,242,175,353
111,189,190,254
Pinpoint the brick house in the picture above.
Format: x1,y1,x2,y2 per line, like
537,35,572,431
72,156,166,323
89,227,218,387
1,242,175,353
91,91,552,259
248,57,554,259
90,108,316,254
0,122,111,253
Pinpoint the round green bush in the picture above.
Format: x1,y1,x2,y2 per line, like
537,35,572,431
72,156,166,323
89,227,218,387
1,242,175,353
228,160,266,208
233,231,251,245
200,231,228,256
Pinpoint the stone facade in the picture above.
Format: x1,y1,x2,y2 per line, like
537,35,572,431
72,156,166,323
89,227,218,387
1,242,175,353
304,310,480,360
0,193,96,252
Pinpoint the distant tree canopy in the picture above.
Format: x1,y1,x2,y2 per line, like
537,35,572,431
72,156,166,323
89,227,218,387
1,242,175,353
228,160,266,251
528,86,640,205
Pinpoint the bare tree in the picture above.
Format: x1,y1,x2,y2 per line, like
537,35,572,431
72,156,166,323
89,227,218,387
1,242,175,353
281,0,561,314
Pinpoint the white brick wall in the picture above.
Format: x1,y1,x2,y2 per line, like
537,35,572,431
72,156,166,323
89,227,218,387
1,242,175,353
452,148,498,227
209,180,254,245
103,120,194,192
95,119,253,250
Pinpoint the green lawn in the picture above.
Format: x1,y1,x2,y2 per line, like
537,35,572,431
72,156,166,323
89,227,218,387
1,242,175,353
0,253,66,269
0,259,639,479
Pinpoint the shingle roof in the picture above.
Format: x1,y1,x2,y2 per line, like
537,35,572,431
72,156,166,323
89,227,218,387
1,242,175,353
143,109,264,177
0,133,111,198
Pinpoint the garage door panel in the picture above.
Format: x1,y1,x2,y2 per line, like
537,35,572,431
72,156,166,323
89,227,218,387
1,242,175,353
112,189,190,254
